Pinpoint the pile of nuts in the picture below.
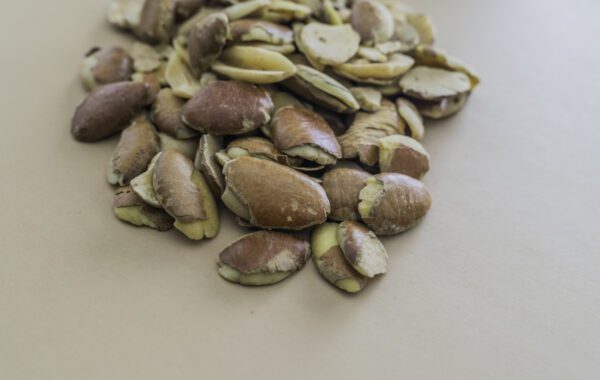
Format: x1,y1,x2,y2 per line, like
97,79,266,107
72,0,479,293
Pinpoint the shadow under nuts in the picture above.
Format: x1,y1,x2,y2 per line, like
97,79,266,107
221,157,330,230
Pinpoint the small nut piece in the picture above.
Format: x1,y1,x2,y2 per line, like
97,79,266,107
337,221,388,278
151,89,198,139
165,51,201,99
131,153,162,208
107,115,161,186
212,46,297,84
359,173,432,235
217,231,311,286
350,87,382,112
194,134,225,196
131,42,164,73
269,106,342,166
377,135,430,179
181,81,274,135
71,81,153,142
413,93,470,119
174,0,205,21
322,167,371,221
351,0,394,45
114,186,174,231
81,47,133,90
399,66,471,100
229,19,293,45
396,98,425,140
222,157,330,230
153,150,220,240
312,223,368,293
187,12,229,76
300,23,360,66
135,0,176,44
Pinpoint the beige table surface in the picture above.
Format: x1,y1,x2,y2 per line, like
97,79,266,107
1,0,600,379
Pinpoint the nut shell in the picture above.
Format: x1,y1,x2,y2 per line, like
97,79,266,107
337,221,388,278
194,134,225,196
187,12,229,75
322,168,371,221
82,47,133,90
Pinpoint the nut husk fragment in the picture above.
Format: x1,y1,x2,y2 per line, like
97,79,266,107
377,135,430,179
337,221,388,278
211,46,297,84
351,0,394,45
71,81,153,142
194,134,225,196
413,93,470,119
269,105,342,165
131,152,162,208
114,186,174,231
322,167,371,221
187,12,229,76
399,66,471,101
312,223,368,293
350,87,382,112
151,88,198,138
396,98,424,140
181,80,274,135
107,115,161,186
300,23,360,66
217,231,311,286
222,157,330,230
165,51,201,99
358,173,431,235
81,47,133,90
229,19,293,45
135,0,176,44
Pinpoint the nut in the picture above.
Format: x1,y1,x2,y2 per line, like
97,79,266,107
391,21,419,53
351,0,394,45
153,150,220,240
377,135,430,179
321,0,343,25
396,98,425,140
217,230,311,286
338,99,405,166
187,12,229,76
107,0,145,30
114,186,174,231
357,46,388,63
107,114,161,186
233,42,296,55
406,13,436,45
410,45,480,88
151,89,198,139
181,80,274,135
158,133,197,160
333,54,415,84
131,42,164,73
350,87,382,112
300,22,360,66
322,167,371,221
259,1,312,23
313,106,347,136
229,19,293,45
337,221,388,278
71,81,153,142
211,46,297,84
413,93,470,119
375,41,403,55
221,157,330,230
194,134,225,196
399,66,471,101
81,47,133,90
224,0,270,21
136,0,176,43
269,105,342,166
164,50,201,99
131,152,162,208
176,7,221,42
358,173,432,235
271,91,306,113
225,136,301,167
311,223,368,293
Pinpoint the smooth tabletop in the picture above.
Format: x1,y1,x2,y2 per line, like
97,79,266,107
1,0,599,379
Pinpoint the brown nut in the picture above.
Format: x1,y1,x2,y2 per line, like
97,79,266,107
322,167,371,221
194,134,225,196
81,47,133,90
114,186,174,231
153,150,220,239
377,135,430,179
181,81,274,135
412,93,470,119
396,98,424,140
399,66,471,101
225,136,301,167
187,12,229,76
229,19,293,45
351,0,394,45
217,231,311,286
71,81,153,142
358,173,432,235
174,0,205,20
269,105,342,166
312,223,368,293
337,221,388,278
107,115,161,186
221,157,330,230
338,99,405,166
151,89,198,139
135,0,176,44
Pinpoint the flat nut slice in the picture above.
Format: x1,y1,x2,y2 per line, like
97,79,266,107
334,54,414,82
391,21,420,53
322,167,372,221
81,47,133,90
212,46,297,84
375,41,403,55
181,81,274,135
350,87,382,112
131,42,163,73
151,89,198,139
114,186,174,231
300,23,360,66
337,221,389,278
406,13,436,45
399,66,471,101
194,134,225,197
158,133,197,160
351,0,394,45
357,46,388,63
410,45,480,87
229,19,293,45
225,0,271,21
164,51,201,99
187,12,229,76
259,1,312,22
396,98,424,140
358,173,432,235
312,223,368,293
378,135,430,179
413,93,470,119
217,231,311,286
131,152,162,208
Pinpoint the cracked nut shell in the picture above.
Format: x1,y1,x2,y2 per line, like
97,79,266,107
81,47,133,90
194,134,225,196
187,12,229,76
337,220,388,278
322,167,371,221
114,186,174,231
377,135,430,179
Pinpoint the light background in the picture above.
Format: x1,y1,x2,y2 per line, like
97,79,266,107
1,0,599,378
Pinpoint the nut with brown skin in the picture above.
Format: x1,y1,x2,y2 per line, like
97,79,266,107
194,134,225,197
225,136,301,167
351,0,394,45
71,81,153,142
107,115,161,186
358,173,432,235
221,157,330,230
113,186,174,231
151,89,198,139
269,105,342,166
181,81,274,135
81,47,133,90
187,12,229,76
229,19,293,45
377,135,430,179
135,0,176,44
217,231,311,286
396,98,425,141
322,167,371,221
337,220,388,278
153,150,220,240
